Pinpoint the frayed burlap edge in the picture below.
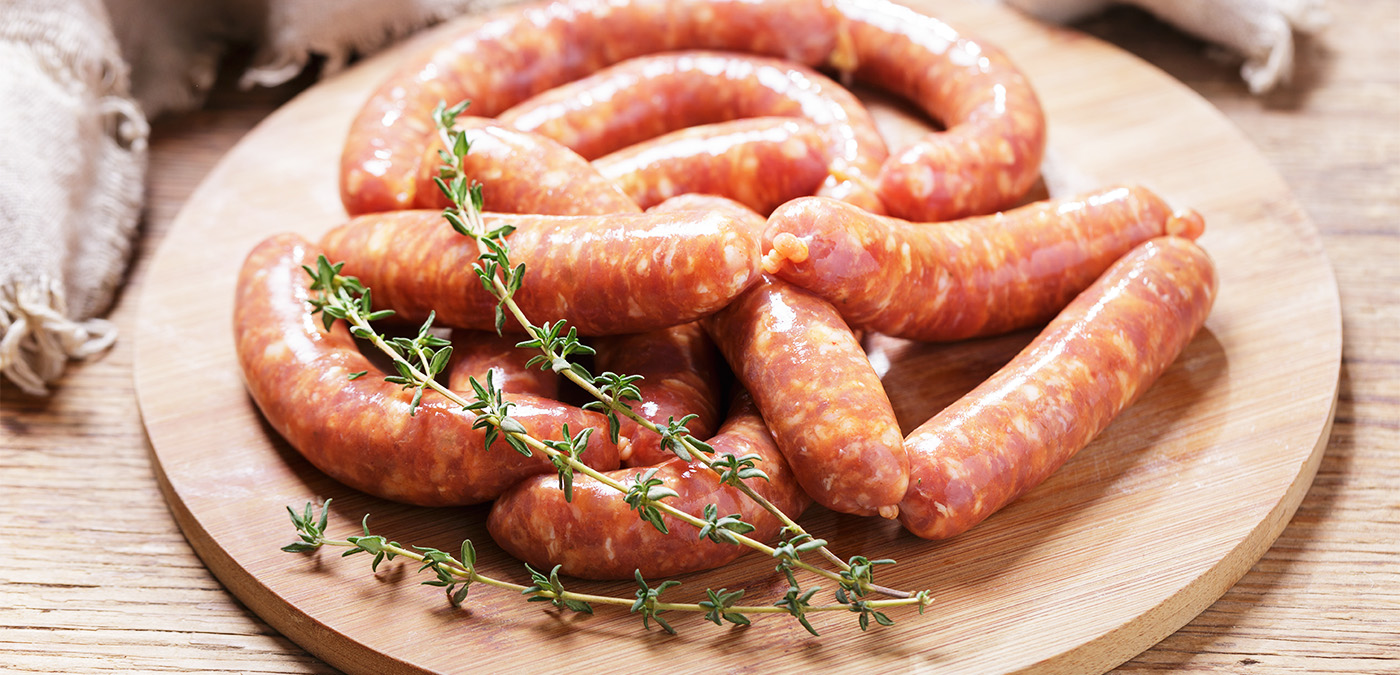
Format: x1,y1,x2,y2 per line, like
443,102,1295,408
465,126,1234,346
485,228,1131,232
1,277,118,396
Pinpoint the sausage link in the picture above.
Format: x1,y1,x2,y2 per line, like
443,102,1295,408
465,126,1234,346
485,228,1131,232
425,116,637,414
594,118,830,215
647,192,768,231
829,0,1047,221
233,234,620,506
500,51,888,210
899,236,1218,539
413,116,639,215
762,186,1206,341
448,330,559,399
319,209,762,335
703,276,907,516
341,0,842,214
487,391,810,580
593,322,725,467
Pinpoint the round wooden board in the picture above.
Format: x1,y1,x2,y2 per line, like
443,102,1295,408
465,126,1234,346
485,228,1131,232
134,1,1341,673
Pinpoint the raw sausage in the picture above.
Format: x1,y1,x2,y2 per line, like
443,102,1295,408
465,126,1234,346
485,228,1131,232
413,116,639,215
899,236,1218,539
233,234,620,506
761,186,1205,341
830,0,1047,221
340,0,842,214
318,208,762,335
703,276,907,517
487,391,810,579
592,322,725,468
500,51,888,210
593,117,830,215
448,330,559,399
647,192,767,231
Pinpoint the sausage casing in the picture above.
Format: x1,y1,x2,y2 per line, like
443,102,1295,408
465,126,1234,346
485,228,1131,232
413,116,639,215
762,186,1205,341
594,117,830,215
447,330,559,399
592,322,725,467
319,209,762,335
487,392,809,579
899,237,1218,539
501,50,888,210
340,0,841,214
704,276,907,516
234,234,620,506
830,0,1046,221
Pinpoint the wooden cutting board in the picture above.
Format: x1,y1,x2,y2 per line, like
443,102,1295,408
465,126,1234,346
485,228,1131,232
133,1,1341,672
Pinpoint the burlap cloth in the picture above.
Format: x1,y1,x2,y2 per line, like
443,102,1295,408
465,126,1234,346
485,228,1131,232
0,0,1325,396
0,0,518,396
1003,0,1329,93
0,0,145,396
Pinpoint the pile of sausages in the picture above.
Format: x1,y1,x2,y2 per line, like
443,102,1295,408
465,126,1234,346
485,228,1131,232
235,0,1218,580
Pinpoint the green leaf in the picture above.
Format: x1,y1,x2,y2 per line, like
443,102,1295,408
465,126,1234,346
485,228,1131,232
712,452,769,486
838,555,897,599
699,588,749,627
775,584,822,637
429,345,453,376
453,129,470,157
521,564,591,614
443,208,470,236
499,416,527,436
624,468,675,534
631,571,681,634
697,504,755,545
469,184,484,212
451,583,471,606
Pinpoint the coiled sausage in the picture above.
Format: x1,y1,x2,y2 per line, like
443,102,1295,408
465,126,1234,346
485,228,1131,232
340,0,842,214
234,234,620,506
594,117,830,215
830,0,1047,221
413,116,639,215
500,51,887,210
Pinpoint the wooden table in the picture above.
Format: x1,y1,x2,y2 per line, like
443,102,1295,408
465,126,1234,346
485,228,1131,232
3,2,1395,672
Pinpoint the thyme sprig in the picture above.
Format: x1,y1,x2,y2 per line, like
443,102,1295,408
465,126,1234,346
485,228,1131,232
283,500,931,632
295,258,928,629
280,99,937,634
624,467,680,534
299,255,845,587
428,99,856,576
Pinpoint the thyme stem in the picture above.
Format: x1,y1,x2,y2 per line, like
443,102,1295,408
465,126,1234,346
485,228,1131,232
313,533,925,615
431,104,859,581
335,296,852,586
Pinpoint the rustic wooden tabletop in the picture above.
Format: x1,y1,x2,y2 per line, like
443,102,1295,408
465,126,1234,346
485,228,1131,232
2,1,1395,672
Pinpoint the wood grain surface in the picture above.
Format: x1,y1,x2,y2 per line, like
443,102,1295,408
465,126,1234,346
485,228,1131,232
131,0,1339,670
1,1,1394,673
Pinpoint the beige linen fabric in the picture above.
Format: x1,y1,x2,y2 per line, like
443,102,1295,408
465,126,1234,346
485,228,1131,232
0,0,148,396
0,0,522,396
999,0,1330,93
107,0,525,119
